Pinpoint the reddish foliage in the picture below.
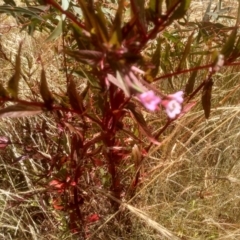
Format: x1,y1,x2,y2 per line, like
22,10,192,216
87,213,100,223
0,136,9,149
52,198,64,210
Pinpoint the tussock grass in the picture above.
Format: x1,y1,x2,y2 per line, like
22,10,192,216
0,0,240,239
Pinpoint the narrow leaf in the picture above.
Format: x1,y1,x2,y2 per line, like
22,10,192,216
93,15,108,43
237,0,240,24
185,56,203,95
177,31,194,71
67,78,84,113
40,69,54,107
148,37,161,79
148,0,164,16
80,82,89,100
78,0,107,42
166,0,191,23
0,83,8,97
77,0,94,30
94,5,109,42
70,23,88,50
132,144,141,169
221,28,237,57
232,35,240,57
107,72,130,96
107,74,122,89
8,43,22,99
65,49,102,65
46,18,62,42
0,6,44,21
109,0,124,47
130,0,147,35
0,104,42,118
202,78,213,119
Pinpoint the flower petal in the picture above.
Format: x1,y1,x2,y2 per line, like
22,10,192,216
165,100,182,119
169,91,184,103
138,90,161,111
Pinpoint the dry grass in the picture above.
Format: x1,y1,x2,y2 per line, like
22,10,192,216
0,6,70,239
0,0,240,239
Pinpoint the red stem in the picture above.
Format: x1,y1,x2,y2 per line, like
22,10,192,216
153,64,212,82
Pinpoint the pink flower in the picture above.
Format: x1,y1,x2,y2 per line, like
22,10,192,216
161,91,184,119
138,90,161,111
165,100,182,119
168,91,184,103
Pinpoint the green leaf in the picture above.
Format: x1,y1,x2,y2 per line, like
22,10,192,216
77,0,94,30
27,5,50,13
93,16,108,43
0,104,42,118
0,83,8,98
177,31,194,71
0,6,44,21
202,78,213,119
67,78,84,113
147,37,162,79
232,35,240,57
80,82,89,100
8,43,22,99
40,69,54,107
3,0,16,6
46,18,62,42
109,0,124,47
94,5,109,42
70,22,89,50
78,0,107,43
130,0,147,34
148,0,164,15
220,28,237,57
237,0,240,24
166,0,191,23
132,144,141,169
128,103,160,145
185,56,202,95
161,42,174,89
